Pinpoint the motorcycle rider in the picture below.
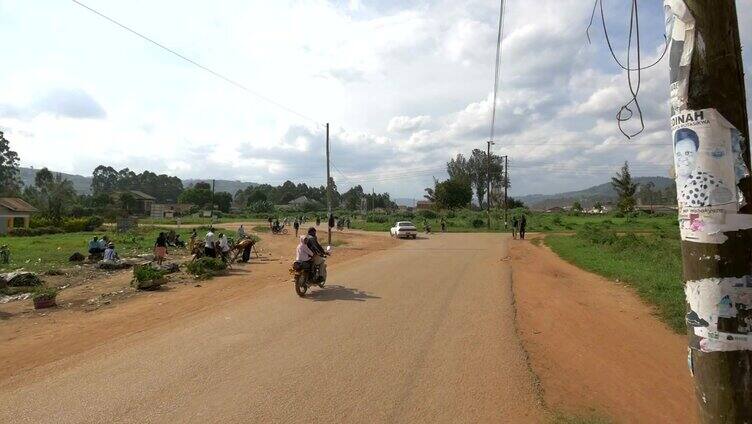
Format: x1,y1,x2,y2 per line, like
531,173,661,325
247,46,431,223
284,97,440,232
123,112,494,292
305,227,328,282
295,235,314,270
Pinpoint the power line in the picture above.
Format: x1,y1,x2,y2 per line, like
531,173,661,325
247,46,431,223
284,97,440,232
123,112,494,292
71,0,322,126
488,0,506,143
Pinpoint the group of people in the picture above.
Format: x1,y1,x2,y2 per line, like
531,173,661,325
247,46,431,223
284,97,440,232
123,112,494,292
510,214,527,240
267,215,352,238
200,228,231,260
87,235,119,262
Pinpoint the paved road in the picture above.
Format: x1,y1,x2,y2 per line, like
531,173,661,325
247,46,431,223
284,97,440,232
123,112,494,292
0,233,543,423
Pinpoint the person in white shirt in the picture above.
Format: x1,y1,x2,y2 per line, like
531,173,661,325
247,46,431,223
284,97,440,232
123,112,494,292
237,225,246,240
103,243,119,262
204,229,216,258
295,235,314,270
219,233,230,253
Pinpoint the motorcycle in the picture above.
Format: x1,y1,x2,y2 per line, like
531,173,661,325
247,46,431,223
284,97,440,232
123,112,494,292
290,247,331,297
271,224,289,235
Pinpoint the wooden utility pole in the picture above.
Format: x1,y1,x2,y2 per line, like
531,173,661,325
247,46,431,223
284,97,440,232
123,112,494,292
486,140,492,229
504,155,508,227
325,123,332,246
667,2,752,421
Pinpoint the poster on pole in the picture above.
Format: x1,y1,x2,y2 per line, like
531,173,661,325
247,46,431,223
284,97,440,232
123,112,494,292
664,0,695,115
686,276,752,352
672,109,750,243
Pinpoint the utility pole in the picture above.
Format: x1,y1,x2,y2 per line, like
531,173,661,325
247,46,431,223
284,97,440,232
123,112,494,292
504,155,508,228
664,2,752,421
210,179,215,226
325,123,332,246
486,140,493,229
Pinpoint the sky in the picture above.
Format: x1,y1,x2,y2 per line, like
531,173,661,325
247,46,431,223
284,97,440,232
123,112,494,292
1,0,751,198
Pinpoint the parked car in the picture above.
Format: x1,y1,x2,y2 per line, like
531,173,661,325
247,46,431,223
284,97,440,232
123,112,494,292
390,221,417,239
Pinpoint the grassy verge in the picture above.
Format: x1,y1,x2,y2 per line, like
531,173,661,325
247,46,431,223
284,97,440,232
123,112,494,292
545,224,685,333
0,226,229,273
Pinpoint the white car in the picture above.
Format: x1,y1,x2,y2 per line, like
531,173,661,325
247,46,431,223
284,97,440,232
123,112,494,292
390,221,417,239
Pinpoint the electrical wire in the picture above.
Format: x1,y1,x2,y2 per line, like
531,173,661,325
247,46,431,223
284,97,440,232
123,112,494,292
71,0,322,126
488,0,506,143
585,0,669,139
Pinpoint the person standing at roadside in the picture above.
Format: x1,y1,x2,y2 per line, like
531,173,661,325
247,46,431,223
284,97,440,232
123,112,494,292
204,228,216,258
154,232,167,265
511,216,518,239
316,216,321,227
293,219,300,237
519,214,527,240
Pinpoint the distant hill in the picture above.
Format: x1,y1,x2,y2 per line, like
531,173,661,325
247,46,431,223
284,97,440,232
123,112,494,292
518,176,675,210
19,168,259,197
19,167,93,195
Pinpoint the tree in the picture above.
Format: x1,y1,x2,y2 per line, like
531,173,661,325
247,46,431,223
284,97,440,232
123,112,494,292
178,187,213,208
23,169,77,224
447,154,470,181
433,177,472,209
0,131,21,196
611,161,638,213
214,192,233,213
572,201,583,212
194,181,211,190
118,192,137,215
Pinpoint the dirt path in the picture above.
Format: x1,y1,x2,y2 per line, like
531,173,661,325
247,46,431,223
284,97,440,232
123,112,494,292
0,228,395,382
0,233,544,423
510,235,698,423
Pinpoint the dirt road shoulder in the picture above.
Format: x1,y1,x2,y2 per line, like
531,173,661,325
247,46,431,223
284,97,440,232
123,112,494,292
510,235,698,423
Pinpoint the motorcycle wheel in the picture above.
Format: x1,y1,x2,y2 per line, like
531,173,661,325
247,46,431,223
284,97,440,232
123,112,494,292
295,274,308,297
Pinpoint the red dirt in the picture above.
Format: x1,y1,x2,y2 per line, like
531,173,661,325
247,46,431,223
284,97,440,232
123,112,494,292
510,235,698,423
0,227,396,385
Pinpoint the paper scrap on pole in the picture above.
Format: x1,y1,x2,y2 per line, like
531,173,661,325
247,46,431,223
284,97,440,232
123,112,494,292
686,276,752,352
664,0,694,115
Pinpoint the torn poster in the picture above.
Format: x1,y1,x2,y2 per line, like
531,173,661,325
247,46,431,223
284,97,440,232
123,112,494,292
672,109,752,243
686,276,752,352
664,0,694,115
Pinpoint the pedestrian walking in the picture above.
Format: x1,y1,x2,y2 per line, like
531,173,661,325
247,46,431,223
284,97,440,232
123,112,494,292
154,232,167,265
316,216,321,227
511,216,518,239
519,214,527,240
294,219,300,237
440,218,446,232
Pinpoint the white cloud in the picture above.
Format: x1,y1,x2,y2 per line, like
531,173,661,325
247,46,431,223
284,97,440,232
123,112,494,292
0,0,750,198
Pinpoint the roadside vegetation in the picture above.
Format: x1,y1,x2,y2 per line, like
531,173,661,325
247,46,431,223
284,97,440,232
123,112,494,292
546,223,684,333
0,227,226,273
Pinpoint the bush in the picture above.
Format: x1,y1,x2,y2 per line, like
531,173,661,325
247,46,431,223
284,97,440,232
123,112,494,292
32,286,58,300
29,216,56,228
418,210,438,219
248,200,275,213
85,216,104,231
366,214,389,223
132,265,167,290
62,217,89,233
186,257,227,278
446,211,456,218
9,226,64,237
471,218,485,228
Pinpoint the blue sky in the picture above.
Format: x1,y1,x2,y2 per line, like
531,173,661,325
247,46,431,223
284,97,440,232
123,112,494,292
1,0,751,197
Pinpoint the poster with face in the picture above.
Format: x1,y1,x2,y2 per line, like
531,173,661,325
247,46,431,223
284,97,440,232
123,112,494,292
686,276,752,352
672,109,750,243
664,0,694,114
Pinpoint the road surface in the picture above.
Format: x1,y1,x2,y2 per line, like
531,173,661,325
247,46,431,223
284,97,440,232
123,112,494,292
0,233,543,423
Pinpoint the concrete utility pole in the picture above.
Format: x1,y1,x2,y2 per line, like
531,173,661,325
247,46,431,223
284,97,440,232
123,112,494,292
325,123,332,246
665,2,752,421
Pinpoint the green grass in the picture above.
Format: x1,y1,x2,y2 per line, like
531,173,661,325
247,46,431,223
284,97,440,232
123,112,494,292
545,225,684,333
0,227,228,273
348,210,678,234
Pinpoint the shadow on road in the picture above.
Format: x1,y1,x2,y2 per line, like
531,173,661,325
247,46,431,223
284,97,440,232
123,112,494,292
307,285,380,302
